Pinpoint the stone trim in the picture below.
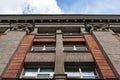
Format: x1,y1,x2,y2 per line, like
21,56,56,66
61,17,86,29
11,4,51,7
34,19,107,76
2,35,35,80
84,34,116,79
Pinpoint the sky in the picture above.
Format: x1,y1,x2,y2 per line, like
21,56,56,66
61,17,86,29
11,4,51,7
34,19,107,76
0,0,120,14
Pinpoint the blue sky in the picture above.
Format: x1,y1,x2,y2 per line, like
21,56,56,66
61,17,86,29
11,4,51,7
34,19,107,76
57,0,92,14
0,0,120,14
57,0,120,14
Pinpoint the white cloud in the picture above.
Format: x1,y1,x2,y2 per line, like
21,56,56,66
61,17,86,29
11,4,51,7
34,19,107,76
0,0,25,14
23,0,64,14
0,0,63,14
0,0,119,14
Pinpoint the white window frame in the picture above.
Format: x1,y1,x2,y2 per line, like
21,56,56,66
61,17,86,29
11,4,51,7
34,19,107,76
20,68,38,78
65,67,99,79
21,67,54,79
31,45,56,51
63,45,88,51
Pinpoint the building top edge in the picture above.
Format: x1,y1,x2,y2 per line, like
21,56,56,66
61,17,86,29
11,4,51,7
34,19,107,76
0,14,120,16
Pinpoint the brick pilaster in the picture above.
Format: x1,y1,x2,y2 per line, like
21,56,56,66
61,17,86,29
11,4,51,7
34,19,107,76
2,35,35,80
84,34,116,79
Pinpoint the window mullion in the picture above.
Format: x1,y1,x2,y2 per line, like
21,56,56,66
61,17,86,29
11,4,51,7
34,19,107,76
79,68,82,78
36,68,40,78
42,45,46,50
31,47,33,51
20,68,24,78
73,45,77,50
95,68,99,78
38,67,40,73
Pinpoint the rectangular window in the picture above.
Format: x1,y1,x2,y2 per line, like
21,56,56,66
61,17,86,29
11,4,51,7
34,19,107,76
63,33,83,37
116,33,120,36
23,68,38,77
36,33,55,38
65,66,99,79
81,67,98,78
31,45,56,52
21,67,54,79
63,45,89,52
65,66,80,78
38,67,54,79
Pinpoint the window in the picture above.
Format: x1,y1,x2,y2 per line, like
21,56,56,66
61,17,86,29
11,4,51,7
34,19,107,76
65,66,80,78
63,33,83,37
31,45,56,52
63,45,89,52
21,67,54,79
36,33,55,37
65,66,99,79
115,32,120,36
23,68,38,77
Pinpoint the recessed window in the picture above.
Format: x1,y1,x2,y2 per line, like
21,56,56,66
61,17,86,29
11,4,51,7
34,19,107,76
36,33,55,37
21,67,54,79
115,32,120,36
31,45,56,52
63,45,89,52
65,66,99,79
63,33,83,37
23,68,38,77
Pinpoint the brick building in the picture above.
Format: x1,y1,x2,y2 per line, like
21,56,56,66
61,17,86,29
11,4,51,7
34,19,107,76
0,14,120,80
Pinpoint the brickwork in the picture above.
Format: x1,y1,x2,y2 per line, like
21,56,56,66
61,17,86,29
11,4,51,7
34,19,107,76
84,34,116,79
93,31,120,80
25,53,55,62
64,53,94,62
63,37,85,42
2,35,35,80
0,31,26,80
55,30,65,74
0,15,119,80
0,35,3,40
33,37,56,43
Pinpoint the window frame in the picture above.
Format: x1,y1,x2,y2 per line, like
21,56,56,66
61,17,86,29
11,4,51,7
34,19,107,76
63,45,89,52
31,45,56,52
20,67,54,79
65,66,99,79
36,33,55,38
63,33,83,37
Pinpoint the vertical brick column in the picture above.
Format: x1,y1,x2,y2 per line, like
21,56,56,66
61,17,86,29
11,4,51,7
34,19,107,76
84,34,116,79
2,35,35,80
0,31,26,80
93,31,120,79
55,30,64,74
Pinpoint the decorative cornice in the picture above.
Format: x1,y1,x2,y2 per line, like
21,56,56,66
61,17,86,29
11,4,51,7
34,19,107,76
10,23,34,33
85,23,109,33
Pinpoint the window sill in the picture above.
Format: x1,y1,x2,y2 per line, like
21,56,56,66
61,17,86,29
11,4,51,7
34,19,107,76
63,50,90,53
28,50,56,53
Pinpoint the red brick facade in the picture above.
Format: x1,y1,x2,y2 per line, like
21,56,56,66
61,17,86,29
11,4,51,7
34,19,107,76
84,34,116,78
2,35,35,80
34,37,56,43
0,15,120,80
63,37,85,42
